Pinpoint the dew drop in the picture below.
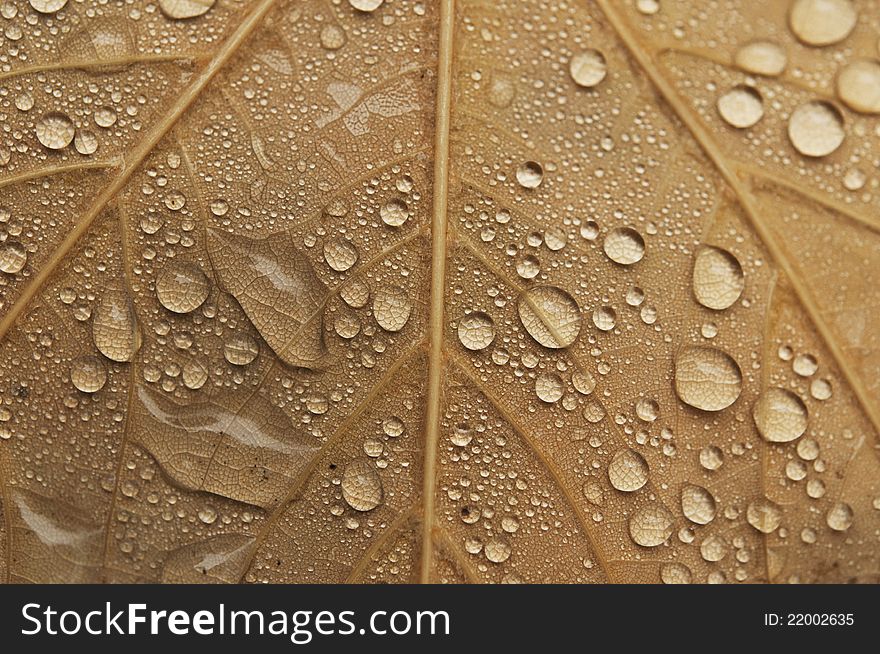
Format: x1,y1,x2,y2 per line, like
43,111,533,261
674,346,743,412
74,130,98,156
569,49,607,88
582,479,604,505
692,245,745,310
29,0,67,12
515,254,541,279
94,106,117,129
700,534,728,561
603,227,645,265
825,502,853,531
348,0,383,12
746,498,783,533
836,60,880,114
681,484,717,525
635,398,659,422
323,238,359,272
699,445,724,471
515,161,544,189
223,333,259,366
734,40,787,76
156,261,210,314
159,0,215,20
70,355,107,394
717,85,765,128
373,287,412,332
36,112,75,150
571,370,596,395
810,378,832,400
383,416,404,438
341,460,383,512
592,306,616,331
341,279,370,308
535,373,564,403
484,538,511,563
753,388,808,443
517,285,582,349
629,503,674,547
92,290,141,363
457,312,496,351
792,353,818,377
182,360,208,390
789,0,856,47
608,449,649,492
320,24,346,51
380,198,409,227
0,241,27,274
660,562,692,584
788,101,845,157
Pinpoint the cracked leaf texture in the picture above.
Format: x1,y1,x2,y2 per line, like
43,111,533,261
0,0,878,584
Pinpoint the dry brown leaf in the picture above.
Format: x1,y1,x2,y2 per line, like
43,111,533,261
0,0,878,584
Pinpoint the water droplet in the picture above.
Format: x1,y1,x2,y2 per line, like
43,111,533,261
92,290,141,363
341,460,383,512
592,306,617,331
681,484,716,525
734,40,787,76
382,416,404,437
159,0,216,20
485,538,511,563
674,346,743,411
36,112,75,150
571,370,596,395
457,312,496,351
74,130,98,155
699,445,724,471
692,245,745,310
29,0,67,13
450,423,473,447
603,227,645,265
825,502,853,531
660,562,692,584
517,285,582,349
223,333,259,366
156,261,210,314
717,85,764,128
836,60,880,114
608,449,649,492
789,0,856,47
516,254,541,279
348,0,383,12
0,241,27,274
94,106,117,129
380,198,409,226
70,355,107,393
323,238,359,272
700,534,728,561
629,503,674,547
333,313,361,339
810,378,832,400
515,161,544,189
164,190,186,211
747,498,782,533
792,353,818,377
636,0,661,15
582,479,604,505
635,398,659,422
569,49,607,88
753,388,808,443
182,360,208,390
373,287,412,332
788,101,845,157
320,24,346,51
535,372,564,403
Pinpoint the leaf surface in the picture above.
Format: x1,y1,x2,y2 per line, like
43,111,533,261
0,0,878,584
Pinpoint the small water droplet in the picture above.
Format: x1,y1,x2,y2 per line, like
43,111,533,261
660,562,692,584
320,24,346,51
92,290,141,363
592,306,617,331
74,130,98,155
700,445,724,470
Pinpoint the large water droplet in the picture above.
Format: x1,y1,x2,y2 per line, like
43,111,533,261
92,290,141,362
517,285,581,349
373,287,412,332
603,227,645,265
348,0,383,12
156,261,210,314
674,346,742,411
70,355,107,394
36,112,75,150
734,40,787,76
569,49,607,88
825,501,853,531
753,388,808,443
158,0,215,20
692,245,745,310
681,484,717,525
789,0,857,47
515,161,544,189
608,449,649,492
629,503,674,547
223,333,259,366
457,312,496,351
788,101,845,157
836,60,880,114
29,0,67,14
717,85,764,128
341,460,383,512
